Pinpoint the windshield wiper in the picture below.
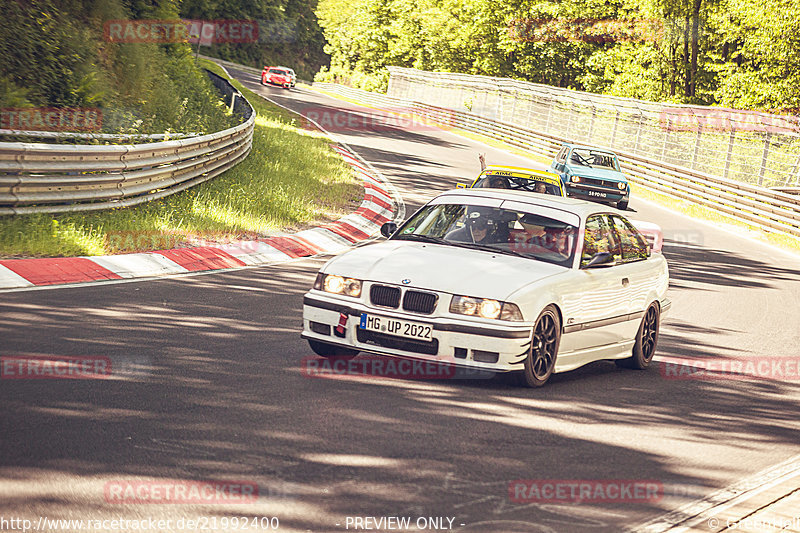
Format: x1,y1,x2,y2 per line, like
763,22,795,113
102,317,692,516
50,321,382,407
393,234,449,245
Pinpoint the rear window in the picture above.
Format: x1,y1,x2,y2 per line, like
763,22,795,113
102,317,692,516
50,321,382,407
569,148,619,170
473,175,563,196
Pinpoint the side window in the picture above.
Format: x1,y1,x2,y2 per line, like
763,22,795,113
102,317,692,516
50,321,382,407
610,215,649,262
582,215,619,266
556,147,567,163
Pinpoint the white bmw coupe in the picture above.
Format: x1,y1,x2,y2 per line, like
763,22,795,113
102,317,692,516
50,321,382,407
301,188,670,387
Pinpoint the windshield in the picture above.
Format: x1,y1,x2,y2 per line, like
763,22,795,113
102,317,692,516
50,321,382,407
569,148,619,170
270,69,288,75
473,174,563,196
392,203,577,267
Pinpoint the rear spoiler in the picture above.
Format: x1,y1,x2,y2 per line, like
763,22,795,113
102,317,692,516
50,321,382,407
628,219,663,253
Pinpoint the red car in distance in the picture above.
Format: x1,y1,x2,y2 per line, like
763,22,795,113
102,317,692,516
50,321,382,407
261,66,295,89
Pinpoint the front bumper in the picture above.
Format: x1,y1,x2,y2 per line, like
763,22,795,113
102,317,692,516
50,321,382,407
301,292,533,372
565,183,628,204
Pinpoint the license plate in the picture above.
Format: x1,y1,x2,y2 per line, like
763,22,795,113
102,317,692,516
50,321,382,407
359,314,433,341
588,190,607,198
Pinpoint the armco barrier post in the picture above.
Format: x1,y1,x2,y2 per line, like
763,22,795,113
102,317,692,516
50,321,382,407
692,122,703,169
723,128,736,180
758,132,772,186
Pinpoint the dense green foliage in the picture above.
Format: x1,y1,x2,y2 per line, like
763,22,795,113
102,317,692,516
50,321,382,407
0,0,234,134
180,0,329,80
315,0,800,111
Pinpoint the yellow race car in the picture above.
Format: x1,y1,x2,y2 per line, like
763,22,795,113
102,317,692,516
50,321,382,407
459,165,566,197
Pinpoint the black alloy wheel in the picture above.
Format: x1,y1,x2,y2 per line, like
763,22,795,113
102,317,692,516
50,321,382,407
518,305,561,387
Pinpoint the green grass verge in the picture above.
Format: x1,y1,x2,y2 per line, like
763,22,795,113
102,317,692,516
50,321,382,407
0,60,362,258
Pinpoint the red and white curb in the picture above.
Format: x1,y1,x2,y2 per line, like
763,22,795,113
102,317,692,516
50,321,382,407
0,145,400,290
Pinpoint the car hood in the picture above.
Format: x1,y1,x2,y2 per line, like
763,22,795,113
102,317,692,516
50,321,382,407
322,241,567,300
566,165,626,182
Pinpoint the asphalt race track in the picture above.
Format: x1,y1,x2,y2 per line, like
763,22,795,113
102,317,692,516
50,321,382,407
1,68,800,533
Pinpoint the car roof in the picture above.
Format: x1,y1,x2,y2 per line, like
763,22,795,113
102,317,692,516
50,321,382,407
437,187,622,219
482,165,560,177
562,143,619,155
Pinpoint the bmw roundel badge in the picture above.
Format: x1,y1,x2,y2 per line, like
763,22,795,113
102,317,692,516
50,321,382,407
402,279,411,285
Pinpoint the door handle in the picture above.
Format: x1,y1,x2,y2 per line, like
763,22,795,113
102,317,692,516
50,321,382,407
621,278,629,287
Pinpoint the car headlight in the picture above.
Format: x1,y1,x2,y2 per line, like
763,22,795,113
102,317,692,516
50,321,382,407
450,295,524,321
617,181,627,190
570,175,581,183
314,273,362,298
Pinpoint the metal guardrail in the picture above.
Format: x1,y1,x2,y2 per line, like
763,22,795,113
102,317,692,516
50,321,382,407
0,130,203,142
314,82,800,238
387,67,800,190
0,70,254,215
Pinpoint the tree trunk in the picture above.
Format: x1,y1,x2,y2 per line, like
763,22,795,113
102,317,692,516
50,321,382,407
690,0,703,97
683,16,691,97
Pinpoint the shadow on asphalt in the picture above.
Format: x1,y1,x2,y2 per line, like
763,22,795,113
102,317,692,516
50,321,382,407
2,250,800,532
662,240,800,290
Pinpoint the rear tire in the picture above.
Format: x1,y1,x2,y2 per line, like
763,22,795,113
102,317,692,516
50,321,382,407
616,303,660,369
516,305,561,387
308,339,359,360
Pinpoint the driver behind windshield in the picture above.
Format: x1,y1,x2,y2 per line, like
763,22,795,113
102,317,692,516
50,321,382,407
446,207,499,244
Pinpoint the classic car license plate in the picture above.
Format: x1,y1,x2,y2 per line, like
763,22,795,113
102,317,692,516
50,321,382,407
588,190,607,198
359,314,433,341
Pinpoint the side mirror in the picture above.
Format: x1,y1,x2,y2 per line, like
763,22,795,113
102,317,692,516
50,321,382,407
456,182,467,189
380,221,398,238
583,252,614,268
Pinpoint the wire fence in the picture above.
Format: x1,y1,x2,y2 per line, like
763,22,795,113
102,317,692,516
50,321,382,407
313,81,800,238
387,67,800,190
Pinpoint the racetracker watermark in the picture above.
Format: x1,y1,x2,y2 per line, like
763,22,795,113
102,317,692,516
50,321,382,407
710,516,800,531
104,480,259,504
658,107,800,135
301,356,462,380
103,19,258,44
509,479,663,503
1,356,111,379
508,18,664,43
659,357,800,381
1,107,102,132
104,230,260,252
301,107,452,133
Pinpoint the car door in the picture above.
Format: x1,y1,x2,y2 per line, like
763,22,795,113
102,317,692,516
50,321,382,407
558,214,631,358
608,214,652,339
551,146,568,174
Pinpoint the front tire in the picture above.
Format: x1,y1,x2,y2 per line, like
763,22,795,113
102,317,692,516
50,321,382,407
616,303,660,369
516,305,561,387
617,199,629,210
308,339,359,360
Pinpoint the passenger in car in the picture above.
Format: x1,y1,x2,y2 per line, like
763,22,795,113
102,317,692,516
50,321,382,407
508,214,547,253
